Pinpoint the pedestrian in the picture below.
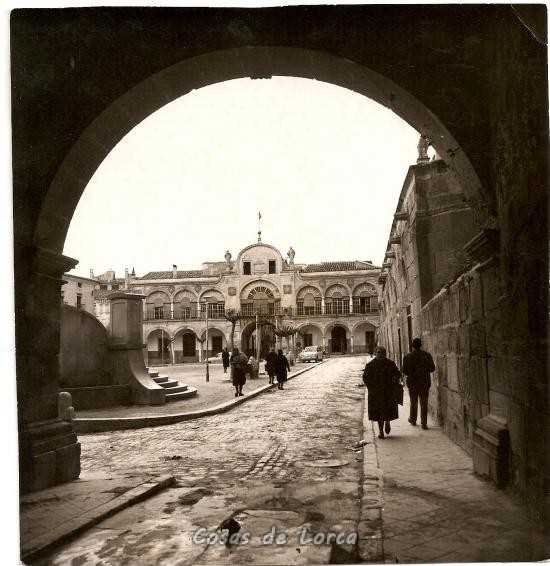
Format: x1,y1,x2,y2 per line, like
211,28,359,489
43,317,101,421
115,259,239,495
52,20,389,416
275,349,290,390
403,337,435,430
229,347,248,397
221,347,230,374
265,346,278,385
362,346,401,439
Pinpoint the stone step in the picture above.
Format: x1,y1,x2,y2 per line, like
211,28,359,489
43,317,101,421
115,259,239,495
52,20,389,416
159,379,179,389
162,384,189,394
148,370,159,378
152,376,168,384
165,387,198,402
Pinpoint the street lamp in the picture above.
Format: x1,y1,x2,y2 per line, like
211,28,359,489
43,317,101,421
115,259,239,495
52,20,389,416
202,300,210,383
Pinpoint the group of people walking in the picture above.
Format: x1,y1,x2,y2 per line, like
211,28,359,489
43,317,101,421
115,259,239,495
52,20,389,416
221,346,291,397
362,338,435,439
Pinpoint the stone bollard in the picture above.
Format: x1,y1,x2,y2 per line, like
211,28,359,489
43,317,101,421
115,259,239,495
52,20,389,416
58,391,75,421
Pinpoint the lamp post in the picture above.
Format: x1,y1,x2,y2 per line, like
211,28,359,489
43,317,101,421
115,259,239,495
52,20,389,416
256,310,261,367
203,300,210,383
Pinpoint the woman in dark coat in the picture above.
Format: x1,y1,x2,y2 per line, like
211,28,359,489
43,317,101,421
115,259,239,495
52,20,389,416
363,346,401,438
275,349,291,390
221,347,230,374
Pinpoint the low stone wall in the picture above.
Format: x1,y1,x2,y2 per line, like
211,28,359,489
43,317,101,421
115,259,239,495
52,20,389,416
59,305,113,387
63,385,131,410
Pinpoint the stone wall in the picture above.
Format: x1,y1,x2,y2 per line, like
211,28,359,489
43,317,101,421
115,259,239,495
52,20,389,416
420,252,544,513
59,305,113,388
59,305,131,409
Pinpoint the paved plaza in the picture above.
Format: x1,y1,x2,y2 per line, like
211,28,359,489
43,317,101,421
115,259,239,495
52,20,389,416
26,357,543,564
75,361,277,418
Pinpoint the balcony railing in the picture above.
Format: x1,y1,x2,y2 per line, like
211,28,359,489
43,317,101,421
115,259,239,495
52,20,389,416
144,310,226,321
143,306,379,322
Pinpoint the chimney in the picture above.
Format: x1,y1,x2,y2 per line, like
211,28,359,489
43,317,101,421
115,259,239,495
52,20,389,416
89,268,94,279
173,264,177,278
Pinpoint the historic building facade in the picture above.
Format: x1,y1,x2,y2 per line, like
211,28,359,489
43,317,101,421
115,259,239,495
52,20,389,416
111,241,381,365
61,273,96,315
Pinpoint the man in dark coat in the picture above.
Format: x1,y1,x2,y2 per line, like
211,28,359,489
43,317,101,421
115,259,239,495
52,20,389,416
265,346,278,385
362,346,401,439
230,347,248,397
275,349,290,390
221,347,230,374
403,337,435,429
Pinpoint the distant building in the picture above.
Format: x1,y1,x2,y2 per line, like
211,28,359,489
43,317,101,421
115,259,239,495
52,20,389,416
99,238,382,365
61,273,96,315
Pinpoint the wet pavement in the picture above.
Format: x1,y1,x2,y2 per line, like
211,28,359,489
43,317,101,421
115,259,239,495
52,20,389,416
38,357,367,565
27,356,544,564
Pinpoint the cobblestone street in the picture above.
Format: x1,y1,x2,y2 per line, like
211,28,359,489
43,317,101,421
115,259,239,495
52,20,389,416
34,355,543,565
42,357,367,565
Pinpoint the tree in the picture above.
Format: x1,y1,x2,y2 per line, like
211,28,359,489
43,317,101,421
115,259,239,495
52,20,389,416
274,324,298,365
223,309,252,351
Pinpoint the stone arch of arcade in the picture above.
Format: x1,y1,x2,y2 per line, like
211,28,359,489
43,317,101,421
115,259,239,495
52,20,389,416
296,323,324,349
352,321,378,355
240,320,276,358
173,327,199,362
323,322,351,355
240,280,280,316
13,8,546,502
146,328,173,365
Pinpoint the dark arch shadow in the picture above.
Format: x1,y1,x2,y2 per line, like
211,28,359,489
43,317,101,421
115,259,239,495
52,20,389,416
35,46,486,253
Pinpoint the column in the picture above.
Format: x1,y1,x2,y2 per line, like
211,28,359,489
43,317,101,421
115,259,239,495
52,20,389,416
19,247,81,492
321,297,325,315
349,297,353,314
350,335,355,355
170,301,174,319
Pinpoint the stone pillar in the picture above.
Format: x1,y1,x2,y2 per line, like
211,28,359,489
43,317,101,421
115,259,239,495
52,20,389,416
170,301,174,319
349,297,353,314
18,247,81,493
109,292,165,405
321,297,325,315
350,335,355,354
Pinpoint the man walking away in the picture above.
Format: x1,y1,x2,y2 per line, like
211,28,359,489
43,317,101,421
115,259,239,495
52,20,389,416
403,338,435,430
265,346,277,385
230,347,248,397
222,347,230,374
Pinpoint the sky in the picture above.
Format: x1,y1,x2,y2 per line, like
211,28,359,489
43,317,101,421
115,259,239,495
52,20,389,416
63,76,423,278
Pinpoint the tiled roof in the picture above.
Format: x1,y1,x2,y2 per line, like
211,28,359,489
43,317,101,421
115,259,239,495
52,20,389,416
302,261,379,273
139,270,206,280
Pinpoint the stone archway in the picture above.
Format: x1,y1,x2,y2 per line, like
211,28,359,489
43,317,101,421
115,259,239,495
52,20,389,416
34,45,488,254
329,325,349,355
173,328,198,362
146,328,172,366
13,9,547,499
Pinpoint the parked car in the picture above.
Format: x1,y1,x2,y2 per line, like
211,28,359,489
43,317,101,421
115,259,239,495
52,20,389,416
298,345,324,363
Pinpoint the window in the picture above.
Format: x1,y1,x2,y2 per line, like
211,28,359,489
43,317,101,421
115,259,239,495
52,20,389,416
76,294,82,309
268,260,276,274
243,261,251,275
154,306,164,319
77,282,82,288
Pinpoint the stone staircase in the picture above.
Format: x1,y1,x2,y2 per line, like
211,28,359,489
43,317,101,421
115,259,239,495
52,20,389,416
147,369,197,402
